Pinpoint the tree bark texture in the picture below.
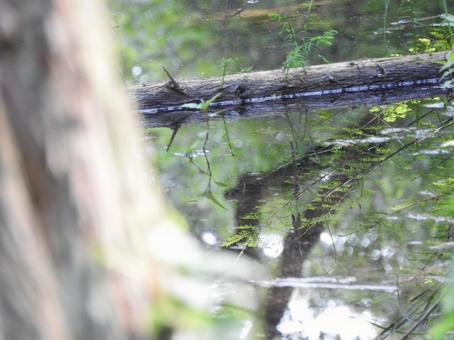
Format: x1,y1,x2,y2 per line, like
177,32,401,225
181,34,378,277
0,1,172,339
137,52,449,127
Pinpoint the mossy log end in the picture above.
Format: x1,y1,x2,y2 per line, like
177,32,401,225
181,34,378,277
136,51,449,127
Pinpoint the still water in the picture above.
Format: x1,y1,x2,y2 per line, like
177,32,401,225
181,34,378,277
113,0,454,338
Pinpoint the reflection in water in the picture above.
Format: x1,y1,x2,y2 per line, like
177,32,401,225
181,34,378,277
223,112,395,338
150,94,454,338
112,0,454,337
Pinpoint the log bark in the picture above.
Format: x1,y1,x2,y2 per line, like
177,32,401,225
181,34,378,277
136,52,449,127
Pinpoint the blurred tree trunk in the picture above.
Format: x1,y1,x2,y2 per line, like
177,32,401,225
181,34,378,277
0,1,171,339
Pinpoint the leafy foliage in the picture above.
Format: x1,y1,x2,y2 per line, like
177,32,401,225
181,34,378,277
221,225,258,248
269,9,337,70
369,102,412,122
382,103,412,122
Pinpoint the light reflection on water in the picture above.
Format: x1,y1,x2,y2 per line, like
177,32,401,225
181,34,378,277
257,277,398,292
279,297,378,339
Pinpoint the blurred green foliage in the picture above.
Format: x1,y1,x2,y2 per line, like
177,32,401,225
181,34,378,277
109,0,216,83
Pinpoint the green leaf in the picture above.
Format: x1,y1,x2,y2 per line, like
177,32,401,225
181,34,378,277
200,93,222,111
383,103,411,122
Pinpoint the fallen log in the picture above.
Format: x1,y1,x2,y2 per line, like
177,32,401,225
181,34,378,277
136,52,450,127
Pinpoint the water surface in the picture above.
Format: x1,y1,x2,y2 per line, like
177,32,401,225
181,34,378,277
112,0,454,338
